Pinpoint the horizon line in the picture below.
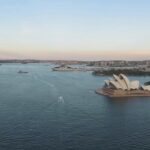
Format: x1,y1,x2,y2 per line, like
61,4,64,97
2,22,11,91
0,59,150,62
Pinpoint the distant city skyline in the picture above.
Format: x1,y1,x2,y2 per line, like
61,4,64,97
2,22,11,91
0,0,150,60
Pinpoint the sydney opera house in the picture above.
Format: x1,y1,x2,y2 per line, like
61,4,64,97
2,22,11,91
96,74,150,97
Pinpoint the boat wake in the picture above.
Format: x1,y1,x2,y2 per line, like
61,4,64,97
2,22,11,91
58,96,65,103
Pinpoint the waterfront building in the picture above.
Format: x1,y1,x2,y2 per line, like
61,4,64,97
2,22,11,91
96,74,150,97
105,74,140,90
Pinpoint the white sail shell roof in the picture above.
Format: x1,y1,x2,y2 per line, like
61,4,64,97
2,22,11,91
109,80,123,89
105,74,142,91
141,85,150,91
130,81,140,90
119,74,130,90
113,74,128,90
104,80,109,86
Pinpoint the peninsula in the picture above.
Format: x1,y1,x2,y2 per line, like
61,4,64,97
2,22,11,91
96,74,150,97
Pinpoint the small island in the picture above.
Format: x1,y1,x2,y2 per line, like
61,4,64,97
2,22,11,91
52,64,101,72
52,64,78,71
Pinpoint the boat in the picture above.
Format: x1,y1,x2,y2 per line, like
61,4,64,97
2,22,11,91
96,74,150,97
18,70,28,74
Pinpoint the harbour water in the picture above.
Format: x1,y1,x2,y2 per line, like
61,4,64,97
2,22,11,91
0,63,150,150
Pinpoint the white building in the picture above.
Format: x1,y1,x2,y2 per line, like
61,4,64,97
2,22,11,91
104,74,150,91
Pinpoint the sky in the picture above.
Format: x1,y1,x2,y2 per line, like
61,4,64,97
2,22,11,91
0,0,150,60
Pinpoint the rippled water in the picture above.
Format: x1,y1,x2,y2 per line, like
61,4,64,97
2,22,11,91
0,63,150,150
